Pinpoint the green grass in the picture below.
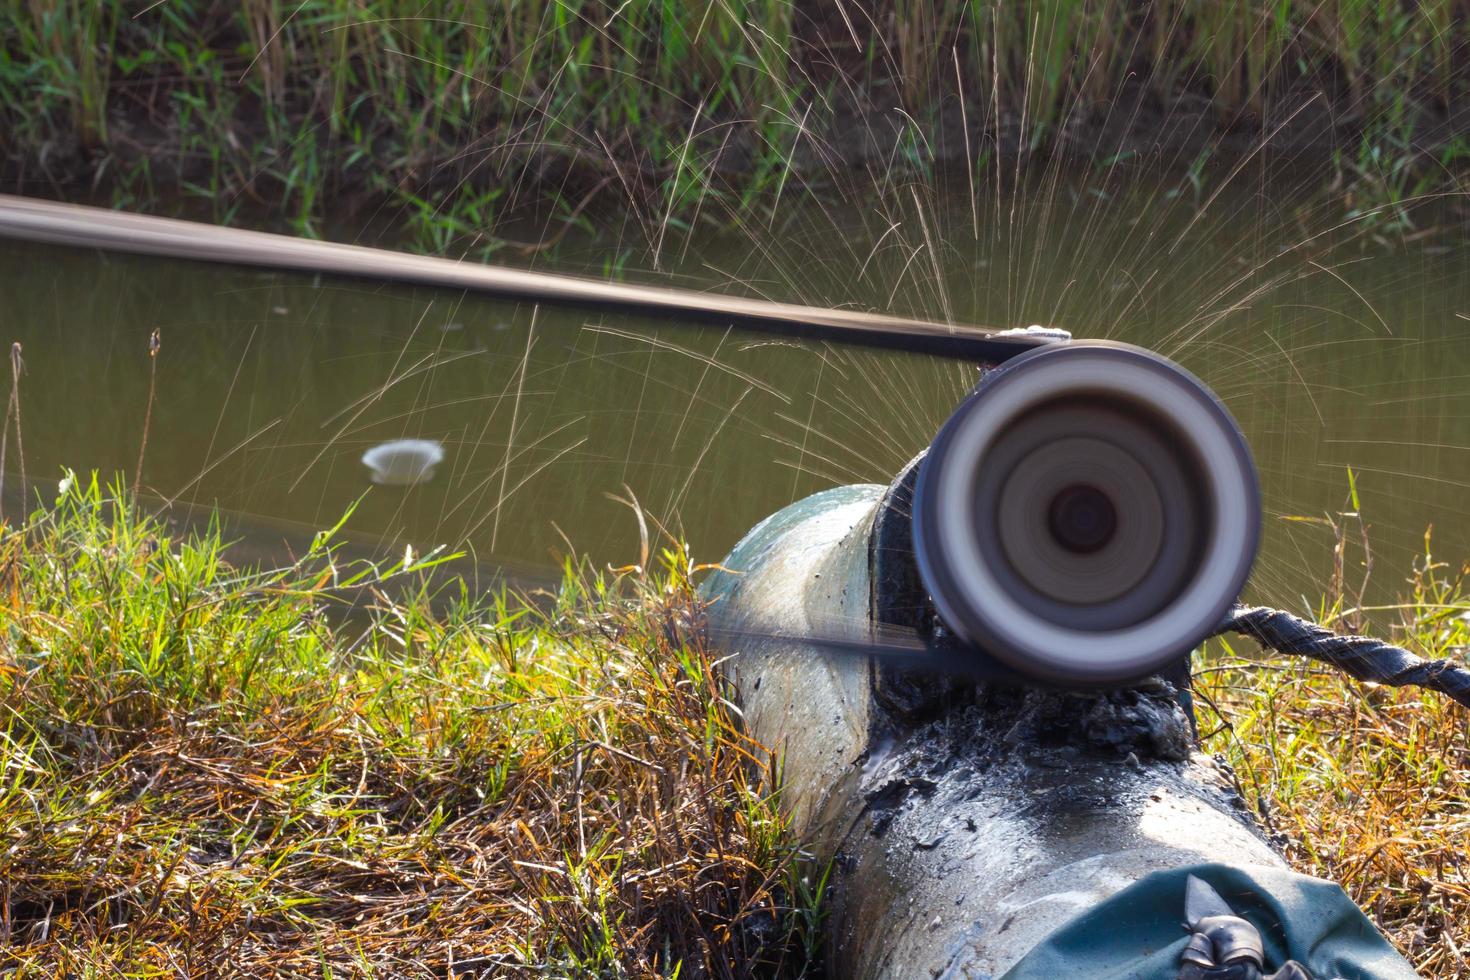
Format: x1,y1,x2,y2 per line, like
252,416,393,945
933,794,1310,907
0,473,822,976
1199,523,1470,978
1,0,1466,253
0,472,1465,975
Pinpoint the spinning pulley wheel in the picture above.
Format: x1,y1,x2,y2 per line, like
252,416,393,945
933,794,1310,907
914,341,1260,685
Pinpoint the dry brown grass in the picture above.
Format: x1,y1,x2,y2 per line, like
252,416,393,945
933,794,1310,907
1199,530,1470,978
4,471,1466,976
0,475,820,977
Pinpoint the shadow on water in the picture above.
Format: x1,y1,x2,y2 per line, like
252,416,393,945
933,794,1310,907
2,175,1467,616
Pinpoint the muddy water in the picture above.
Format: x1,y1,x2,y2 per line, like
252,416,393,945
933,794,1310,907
1,184,1467,614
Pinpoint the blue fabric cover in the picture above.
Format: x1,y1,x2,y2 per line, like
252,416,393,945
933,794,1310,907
1001,863,1421,980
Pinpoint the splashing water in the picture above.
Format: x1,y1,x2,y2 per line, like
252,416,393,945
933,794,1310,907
0,173,1465,619
361,439,446,486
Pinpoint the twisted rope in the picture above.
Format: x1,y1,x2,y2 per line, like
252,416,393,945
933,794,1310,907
1214,605,1470,709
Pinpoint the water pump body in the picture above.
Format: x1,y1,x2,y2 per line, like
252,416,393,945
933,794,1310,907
703,478,1288,977
702,341,1420,979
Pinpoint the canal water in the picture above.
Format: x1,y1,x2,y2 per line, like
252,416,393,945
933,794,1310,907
2,181,1467,618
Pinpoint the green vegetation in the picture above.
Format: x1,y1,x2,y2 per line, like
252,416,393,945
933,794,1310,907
2,0,1467,253
0,475,820,976
1200,518,1470,979
1,473,1465,975
2,3,1467,976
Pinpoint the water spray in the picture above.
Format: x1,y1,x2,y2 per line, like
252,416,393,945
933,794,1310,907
6,196,1461,704
0,195,1454,978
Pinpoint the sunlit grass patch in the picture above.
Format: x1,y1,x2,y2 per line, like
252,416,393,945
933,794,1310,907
0,474,820,976
1199,530,1470,979
2,466,1466,976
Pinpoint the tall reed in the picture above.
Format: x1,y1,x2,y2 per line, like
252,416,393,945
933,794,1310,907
132,328,160,503
0,1,1465,247
1,342,24,520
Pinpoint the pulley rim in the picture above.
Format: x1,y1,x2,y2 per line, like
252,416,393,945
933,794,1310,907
912,341,1260,685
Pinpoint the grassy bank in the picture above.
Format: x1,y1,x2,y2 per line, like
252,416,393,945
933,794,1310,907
2,0,1467,253
0,475,819,976
0,478,1465,975
1199,527,1470,978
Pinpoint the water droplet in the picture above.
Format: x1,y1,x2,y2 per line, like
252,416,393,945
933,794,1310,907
361,439,445,486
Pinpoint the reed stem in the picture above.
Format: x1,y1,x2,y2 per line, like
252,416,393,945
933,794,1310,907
132,328,160,504
1,342,25,521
